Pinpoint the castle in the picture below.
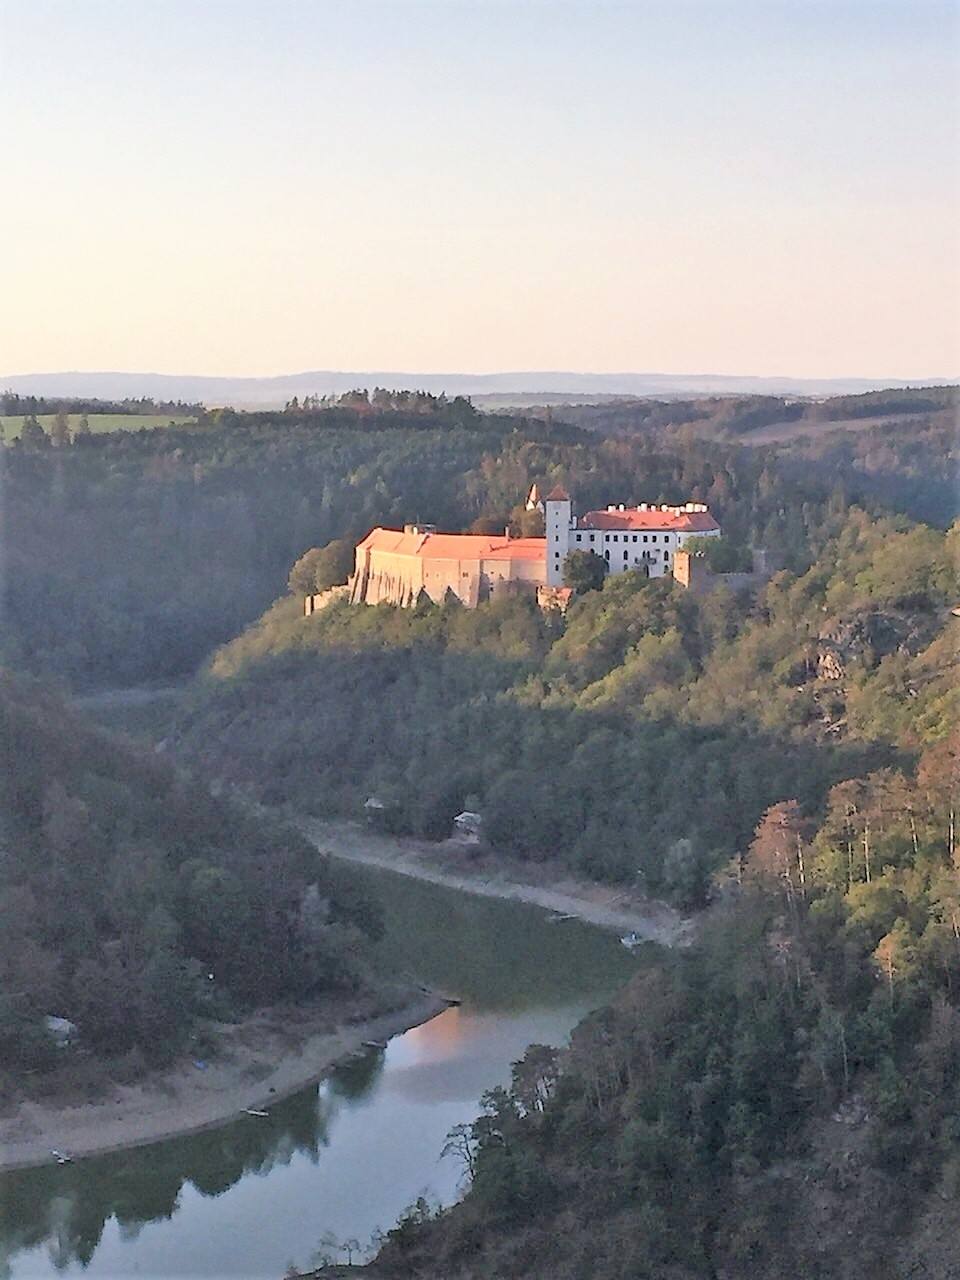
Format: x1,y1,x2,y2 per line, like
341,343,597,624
336,486,722,610
541,486,719,586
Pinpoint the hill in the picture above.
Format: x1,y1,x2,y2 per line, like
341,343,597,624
547,383,958,441
3,393,955,692
258,526,958,1280
359,711,960,1278
3,369,953,408
174,509,957,905
0,672,381,1084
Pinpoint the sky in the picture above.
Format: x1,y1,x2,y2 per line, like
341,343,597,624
2,0,958,379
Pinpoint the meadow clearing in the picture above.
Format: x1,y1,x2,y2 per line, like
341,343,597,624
0,413,196,442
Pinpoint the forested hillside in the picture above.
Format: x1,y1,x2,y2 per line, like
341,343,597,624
365,722,960,1278
3,388,956,1277
278,519,958,1279
550,383,957,441
176,511,957,907
0,673,380,1081
2,392,955,689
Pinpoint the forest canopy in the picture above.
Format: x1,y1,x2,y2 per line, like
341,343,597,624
0,672,380,1078
3,394,955,690
174,508,958,907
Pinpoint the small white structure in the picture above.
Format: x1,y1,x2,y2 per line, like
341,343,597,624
545,489,721,587
43,1016,78,1048
452,811,482,844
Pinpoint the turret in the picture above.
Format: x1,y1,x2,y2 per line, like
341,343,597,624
544,484,572,586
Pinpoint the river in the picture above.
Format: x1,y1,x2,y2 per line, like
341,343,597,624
0,861,641,1279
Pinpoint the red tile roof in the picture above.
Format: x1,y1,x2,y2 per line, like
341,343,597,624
357,528,546,562
579,508,720,532
545,484,570,501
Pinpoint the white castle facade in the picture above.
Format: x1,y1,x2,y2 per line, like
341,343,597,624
542,486,721,587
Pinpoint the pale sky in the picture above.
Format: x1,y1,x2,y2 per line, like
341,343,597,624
2,0,958,379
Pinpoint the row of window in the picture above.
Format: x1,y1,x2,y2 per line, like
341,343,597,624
573,532,672,544
561,545,669,561
603,550,669,564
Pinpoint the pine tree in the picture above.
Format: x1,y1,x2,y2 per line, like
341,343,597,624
50,409,71,447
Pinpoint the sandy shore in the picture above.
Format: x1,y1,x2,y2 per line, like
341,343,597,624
0,989,446,1175
1,804,686,1177
298,817,693,947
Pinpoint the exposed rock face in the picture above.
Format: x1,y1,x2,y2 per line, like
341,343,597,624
815,608,939,680
816,645,847,681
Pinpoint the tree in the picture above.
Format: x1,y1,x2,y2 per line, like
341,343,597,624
313,538,355,591
19,413,47,450
50,409,71,447
470,514,509,534
873,918,917,1001
510,1043,559,1117
73,413,91,439
441,1123,478,1185
683,535,750,573
288,539,354,595
746,800,809,903
563,549,607,594
516,507,545,537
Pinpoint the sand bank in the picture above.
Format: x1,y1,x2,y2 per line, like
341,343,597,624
298,817,693,947
0,989,446,1174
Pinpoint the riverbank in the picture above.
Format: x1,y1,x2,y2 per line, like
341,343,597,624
0,988,446,1174
298,817,693,947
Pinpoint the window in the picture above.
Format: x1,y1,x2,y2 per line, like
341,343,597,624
632,535,638,543
643,535,648,543
651,535,657,542
613,534,618,542
589,534,595,543
623,549,628,560
575,534,582,543
604,550,610,561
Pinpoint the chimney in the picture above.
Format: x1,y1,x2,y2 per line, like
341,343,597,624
504,526,511,539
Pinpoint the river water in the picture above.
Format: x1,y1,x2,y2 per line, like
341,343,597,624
0,863,641,1279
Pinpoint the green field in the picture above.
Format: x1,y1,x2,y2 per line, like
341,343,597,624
1,413,196,442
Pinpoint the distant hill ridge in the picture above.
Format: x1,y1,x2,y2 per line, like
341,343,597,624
2,368,955,408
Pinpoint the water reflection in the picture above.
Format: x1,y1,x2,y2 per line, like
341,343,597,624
1,1075,333,1275
1,864,640,1279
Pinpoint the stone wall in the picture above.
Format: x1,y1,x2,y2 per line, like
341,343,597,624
348,544,545,608
303,584,350,616
672,548,778,596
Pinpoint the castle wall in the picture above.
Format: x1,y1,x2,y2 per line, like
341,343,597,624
672,548,777,596
349,544,544,608
349,546,419,606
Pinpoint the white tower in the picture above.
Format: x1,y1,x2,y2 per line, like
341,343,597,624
544,485,572,586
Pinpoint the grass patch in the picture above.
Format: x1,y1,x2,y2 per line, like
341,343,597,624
1,413,196,442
